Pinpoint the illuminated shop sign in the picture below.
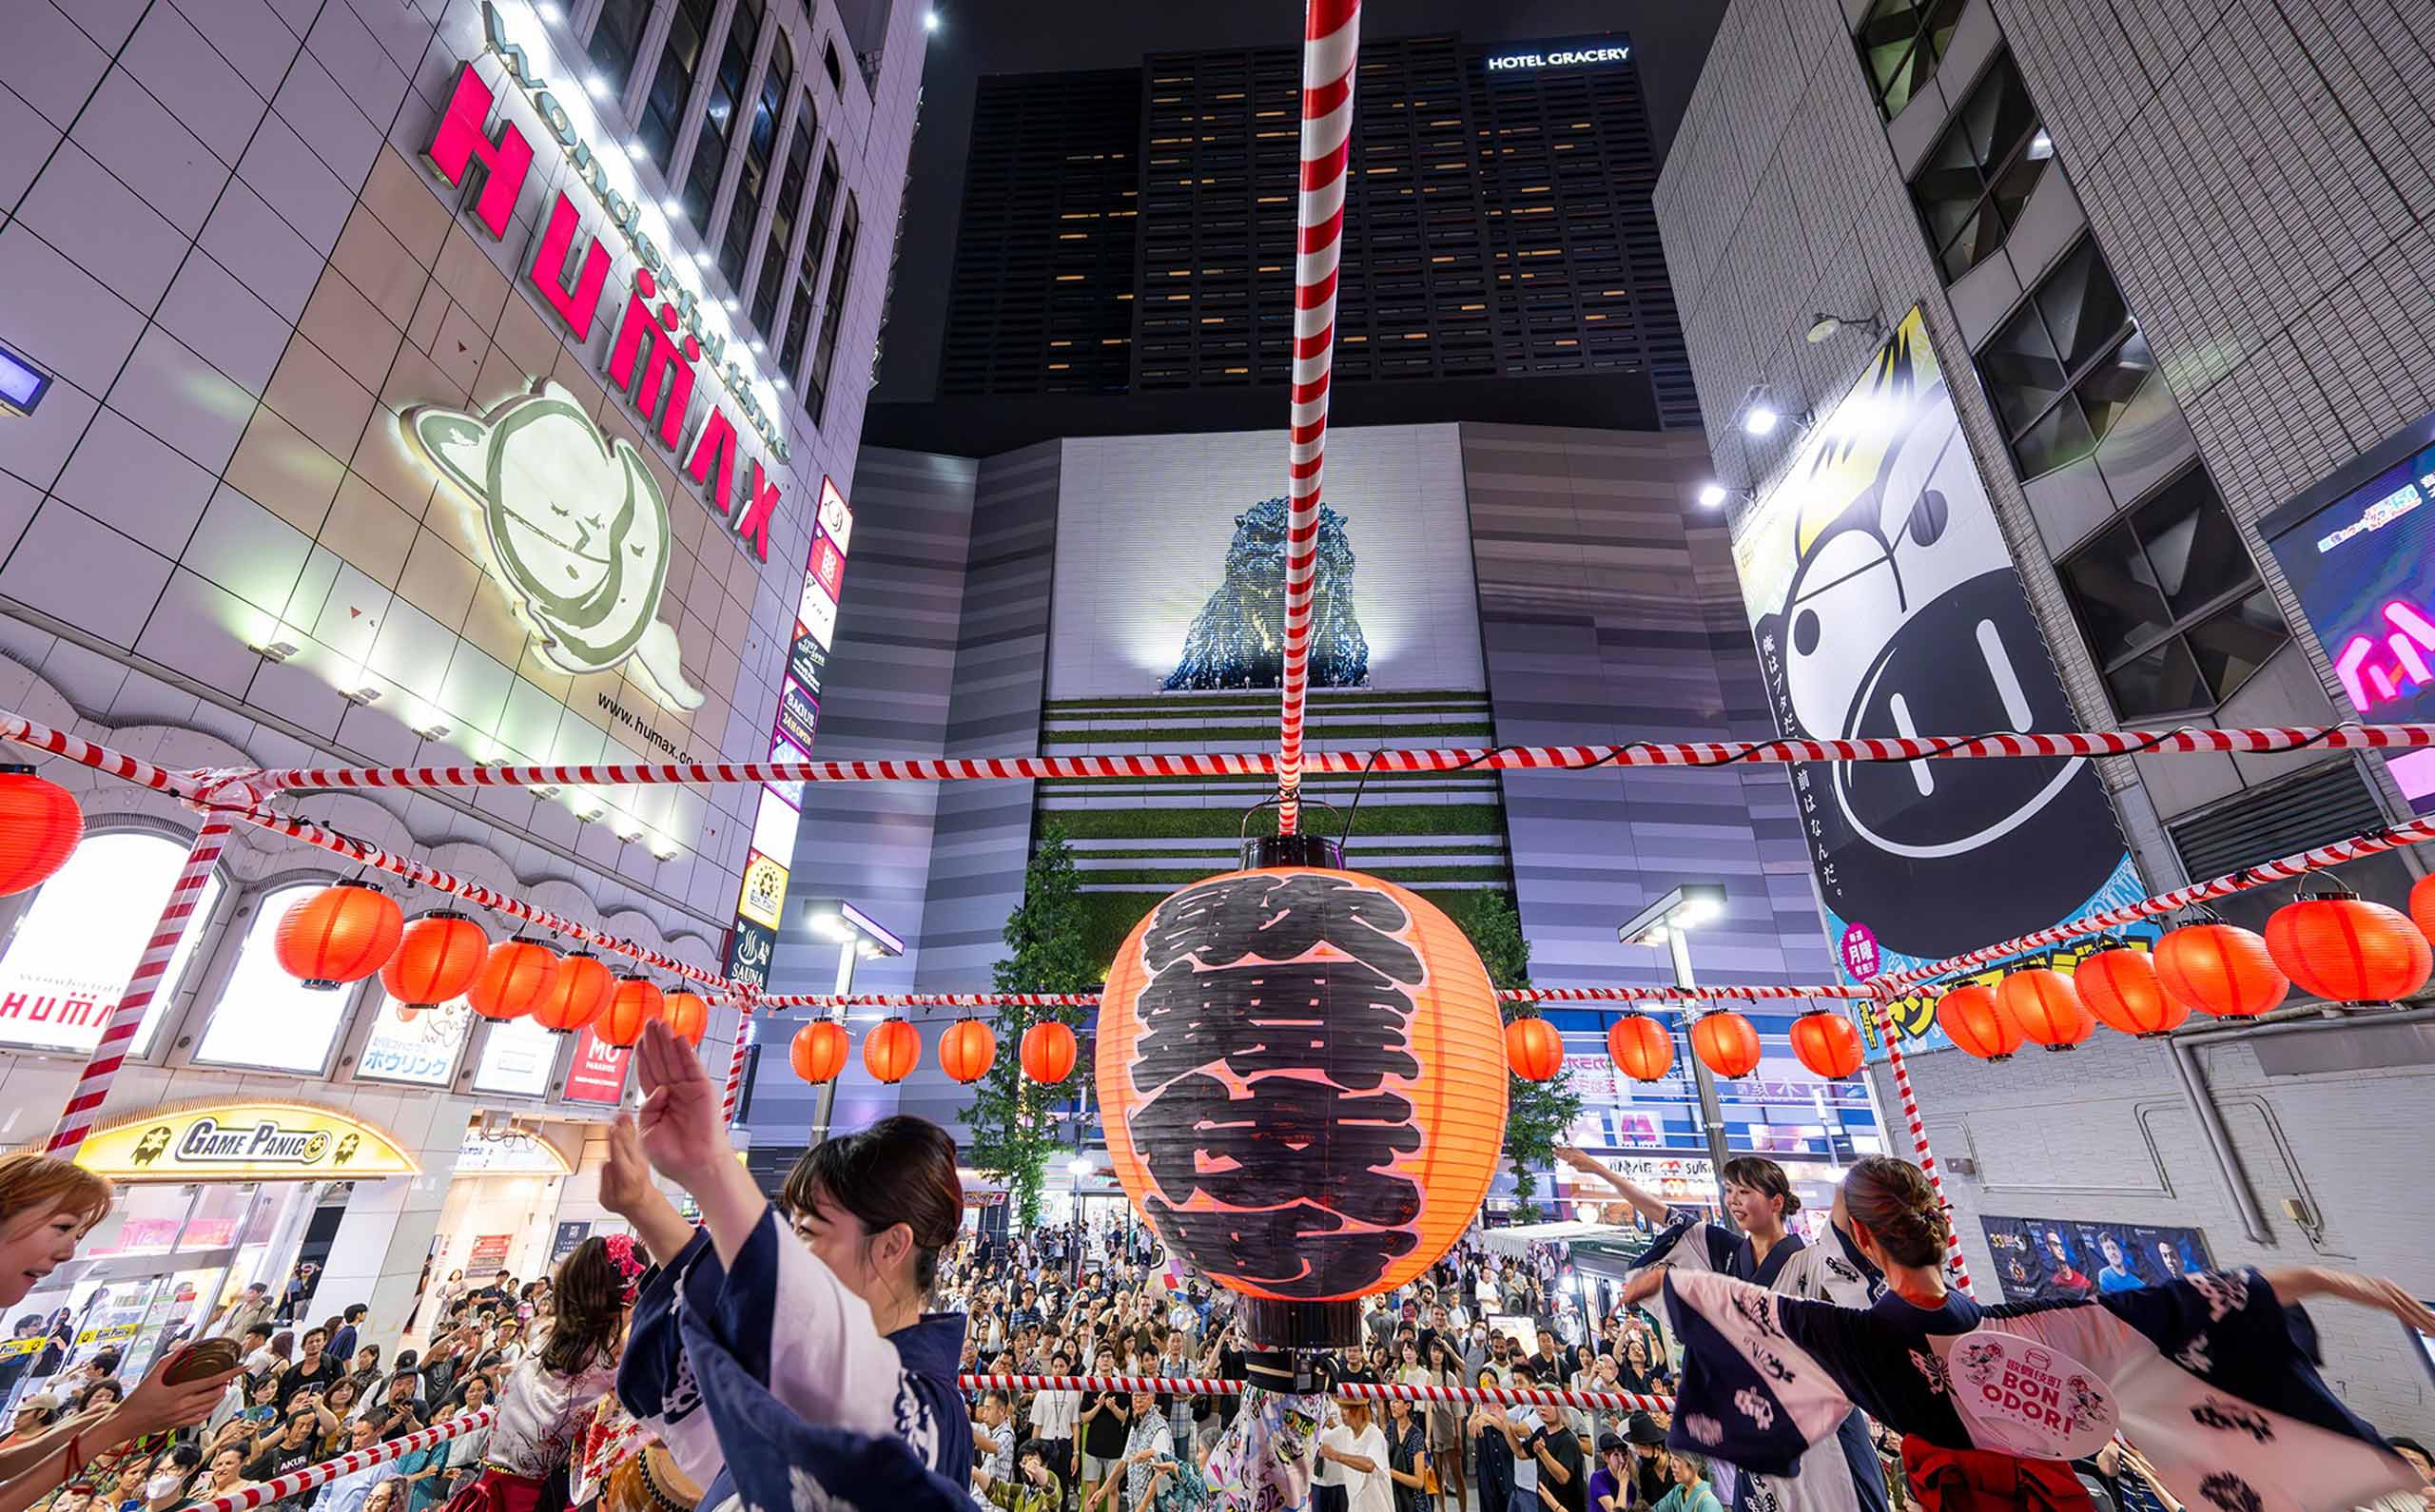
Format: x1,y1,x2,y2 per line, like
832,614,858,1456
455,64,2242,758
1486,42,1629,71
424,58,787,566
737,851,789,932
563,1025,633,1103
453,1125,573,1174
407,382,704,708
75,1103,419,1182
776,682,820,753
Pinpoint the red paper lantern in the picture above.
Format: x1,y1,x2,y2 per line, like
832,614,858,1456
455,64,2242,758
864,1018,921,1083
1788,1011,1862,1078
0,766,84,898
1095,865,1507,1314
598,977,664,1046
1935,983,2023,1061
2409,871,2435,948
2075,948,2186,1037
1505,1016,1565,1081
275,881,404,989
790,1020,848,1083
663,990,711,1047
1691,1011,1763,1078
2265,886,2430,1005
940,1018,996,1083
1997,968,2094,1051
2153,920,2287,1019
530,951,614,1034
1605,1014,1673,1082
1020,1020,1079,1084
380,911,488,1006
467,938,559,1021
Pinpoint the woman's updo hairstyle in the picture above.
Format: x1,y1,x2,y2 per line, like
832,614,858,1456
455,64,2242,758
784,1115,963,1291
1840,1155,1951,1268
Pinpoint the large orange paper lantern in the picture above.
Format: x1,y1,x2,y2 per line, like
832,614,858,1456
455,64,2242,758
864,1018,921,1083
2410,871,2435,948
1788,1011,1862,1078
940,1018,996,1083
276,882,404,988
2074,947,2185,1038
1935,982,2022,1061
1505,1016,1565,1081
663,990,711,1047
2265,886,2430,1005
1691,1011,1763,1078
531,951,614,1034
1021,1020,1079,1084
2153,918,2287,1019
790,1020,848,1083
1095,862,1507,1338
1996,968,2094,1051
0,766,83,898
598,977,664,1046
467,938,559,1021
381,911,488,1005
1606,1014,1673,1082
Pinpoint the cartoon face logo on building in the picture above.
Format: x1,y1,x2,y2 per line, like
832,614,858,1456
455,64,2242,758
1750,319,2120,959
406,382,705,711
131,1126,173,1167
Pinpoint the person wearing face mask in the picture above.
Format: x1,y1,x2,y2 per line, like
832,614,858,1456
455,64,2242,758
609,1022,974,1511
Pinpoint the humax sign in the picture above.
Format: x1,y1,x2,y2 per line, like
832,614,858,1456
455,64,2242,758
422,13,789,570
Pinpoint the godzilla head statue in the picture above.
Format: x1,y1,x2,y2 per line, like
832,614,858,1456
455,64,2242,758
1165,498,1372,690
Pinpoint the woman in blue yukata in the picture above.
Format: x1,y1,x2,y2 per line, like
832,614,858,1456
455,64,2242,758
603,1020,975,1512
1633,1155,2435,1512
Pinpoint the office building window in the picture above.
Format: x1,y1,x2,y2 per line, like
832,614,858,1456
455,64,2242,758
585,0,652,102
640,0,715,178
780,150,842,377
804,198,859,420
1855,0,1966,118
1977,239,2153,477
2058,467,2287,718
722,37,793,286
752,99,817,336
684,0,762,230
1910,53,2054,281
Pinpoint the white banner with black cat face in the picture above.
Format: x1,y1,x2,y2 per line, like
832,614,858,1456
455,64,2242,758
1047,425,1486,697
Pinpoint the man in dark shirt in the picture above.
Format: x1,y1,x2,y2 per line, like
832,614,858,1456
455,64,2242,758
1622,1413,1670,1506
276,1328,342,1408
330,1304,366,1367
244,1411,321,1509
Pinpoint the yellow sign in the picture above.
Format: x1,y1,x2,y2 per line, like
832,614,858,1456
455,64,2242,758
0,1337,42,1360
74,1323,137,1347
736,850,788,932
74,1102,419,1183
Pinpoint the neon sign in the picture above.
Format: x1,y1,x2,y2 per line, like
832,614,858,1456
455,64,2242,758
1486,44,1629,71
2333,599,2435,712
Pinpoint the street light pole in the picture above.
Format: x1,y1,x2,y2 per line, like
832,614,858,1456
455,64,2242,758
1668,926,1735,1212
808,941,855,1145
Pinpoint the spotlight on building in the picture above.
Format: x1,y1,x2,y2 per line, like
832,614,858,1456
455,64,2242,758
412,719,452,742
1740,386,1781,437
925,9,941,30
586,74,613,101
344,685,382,708
251,639,302,664
1804,310,1884,345
1696,481,1728,510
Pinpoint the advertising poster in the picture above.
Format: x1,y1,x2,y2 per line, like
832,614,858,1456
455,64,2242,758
472,1016,558,1097
2260,410,2435,808
467,1234,513,1275
562,1026,633,1103
724,917,776,992
551,1222,591,1265
1979,1215,2212,1304
359,997,474,1086
1728,308,2149,1057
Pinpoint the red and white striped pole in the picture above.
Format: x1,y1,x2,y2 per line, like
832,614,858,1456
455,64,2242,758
49,810,236,1157
719,1008,754,1127
1862,998,1974,1296
1276,0,1359,836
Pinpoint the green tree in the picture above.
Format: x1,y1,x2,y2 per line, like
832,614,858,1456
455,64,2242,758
1459,891,1583,1224
964,822,1101,1229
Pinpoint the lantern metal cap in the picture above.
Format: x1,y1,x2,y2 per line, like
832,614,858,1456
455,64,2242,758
1239,1297,1363,1355
1243,833,1344,871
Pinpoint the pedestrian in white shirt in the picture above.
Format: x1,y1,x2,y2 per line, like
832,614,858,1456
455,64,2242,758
1315,1400,1393,1512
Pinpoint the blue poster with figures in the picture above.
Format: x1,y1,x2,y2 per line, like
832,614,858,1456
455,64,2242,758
1980,1214,2213,1305
1727,308,2150,1059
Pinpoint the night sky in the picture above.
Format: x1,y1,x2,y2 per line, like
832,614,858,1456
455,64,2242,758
873,1,1728,401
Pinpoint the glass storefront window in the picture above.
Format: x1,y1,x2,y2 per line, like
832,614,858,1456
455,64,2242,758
0,832,224,1056
472,1015,559,1098
358,994,477,1087
192,884,355,1074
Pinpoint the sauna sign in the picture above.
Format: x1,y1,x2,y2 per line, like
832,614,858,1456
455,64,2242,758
424,39,788,570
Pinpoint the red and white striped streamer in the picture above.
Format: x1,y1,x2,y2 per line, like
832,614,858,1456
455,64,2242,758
216,723,2435,795
955,1373,1670,1413
1276,0,1360,836
1,710,201,801
749,982,1879,1012
166,1408,495,1512
48,812,235,1156
1861,998,1974,1296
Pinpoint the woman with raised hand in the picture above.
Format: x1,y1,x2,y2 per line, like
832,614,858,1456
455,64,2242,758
606,1019,974,1511
1642,1154,2435,1512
